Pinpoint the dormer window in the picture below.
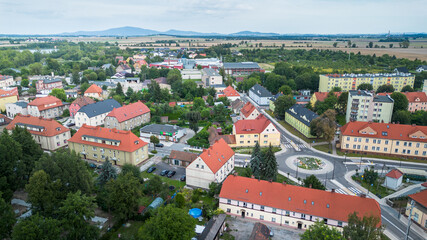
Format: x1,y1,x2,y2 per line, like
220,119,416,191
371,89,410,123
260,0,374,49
56,127,61,131
134,140,139,144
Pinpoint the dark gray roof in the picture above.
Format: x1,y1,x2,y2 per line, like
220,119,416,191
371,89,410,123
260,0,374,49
417,65,427,69
349,90,372,97
140,124,183,135
198,214,226,240
250,84,273,98
89,81,117,88
374,95,394,103
14,101,28,108
224,62,260,69
43,78,62,84
286,104,319,127
271,93,283,101
77,99,121,118
203,68,220,76
394,67,409,73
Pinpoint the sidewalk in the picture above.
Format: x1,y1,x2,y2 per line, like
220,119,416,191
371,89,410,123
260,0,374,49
138,156,162,172
385,183,422,200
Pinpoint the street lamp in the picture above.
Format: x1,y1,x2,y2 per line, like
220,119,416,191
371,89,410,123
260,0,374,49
332,158,336,179
359,156,362,169
296,160,299,179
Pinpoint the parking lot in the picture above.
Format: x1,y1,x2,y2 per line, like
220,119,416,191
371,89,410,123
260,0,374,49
147,161,186,181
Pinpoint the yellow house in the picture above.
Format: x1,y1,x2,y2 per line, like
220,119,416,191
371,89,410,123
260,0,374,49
0,87,19,111
405,190,427,230
233,115,280,147
68,124,149,166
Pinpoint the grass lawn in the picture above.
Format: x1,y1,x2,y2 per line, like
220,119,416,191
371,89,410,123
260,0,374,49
352,175,395,198
336,149,427,163
232,146,282,155
107,221,145,240
234,167,296,185
313,144,332,153
141,171,186,189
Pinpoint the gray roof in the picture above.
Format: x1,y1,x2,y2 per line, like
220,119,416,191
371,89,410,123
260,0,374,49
43,78,62,84
198,214,226,240
286,104,319,127
394,67,409,73
250,84,273,98
203,68,220,76
89,81,117,88
77,99,121,118
271,93,283,101
349,90,372,97
14,101,28,108
224,62,260,69
417,65,427,69
140,124,183,135
322,72,412,78
374,95,394,103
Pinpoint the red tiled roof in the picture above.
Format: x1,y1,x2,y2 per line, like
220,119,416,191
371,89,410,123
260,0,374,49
0,114,12,126
386,169,403,179
28,96,63,111
71,96,96,107
169,150,198,163
402,92,427,103
220,175,381,223
106,101,150,123
68,124,148,152
408,190,427,208
313,92,342,102
84,84,103,94
199,138,234,173
234,115,272,134
6,114,70,137
340,121,427,142
240,102,257,118
421,182,427,188
0,87,19,98
169,102,177,107
222,86,240,97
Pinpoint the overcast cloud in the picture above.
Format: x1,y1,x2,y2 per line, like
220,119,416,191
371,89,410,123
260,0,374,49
0,0,425,34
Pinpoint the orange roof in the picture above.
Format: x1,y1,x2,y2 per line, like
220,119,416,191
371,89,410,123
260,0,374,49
313,92,342,102
234,115,272,134
341,121,427,143
222,86,240,98
386,169,403,179
28,96,63,111
6,114,70,137
198,138,234,173
220,175,381,223
0,87,19,99
84,84,103,94
408,190,427,208
240,102,257,118
402,92,427,103
106,101,150,123
68,124,147,152
169,102,177,107
71,96,95,107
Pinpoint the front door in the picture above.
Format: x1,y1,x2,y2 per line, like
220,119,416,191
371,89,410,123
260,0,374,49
241,210,245,218
297,222,302,229
114,160,117,165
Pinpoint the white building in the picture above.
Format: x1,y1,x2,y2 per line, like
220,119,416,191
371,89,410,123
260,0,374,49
186,139,235,189
248,84,273,106
6,101,28,118
202,68,223,87
139,124,186,142
423,80,427,94
384,169,404,190
75,99,121,127
0,75,15,88
181,69,202,80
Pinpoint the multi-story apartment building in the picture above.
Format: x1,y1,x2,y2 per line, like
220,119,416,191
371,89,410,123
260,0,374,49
36,78,63,91
27,96,68,119
6,101,28,118
232,115,280,147
75,99,121,127
69,96,95,118
340,121,427,160
84,84,104,100
406,190,427,230
6,114,70,151
186,139,235,189
219,175,381,230
285,104,319,138
202,68,223,88
346,90,394,123
68,124,149,166
0,75,15,88
249,84,273,106
319,73,415,92
402,92,427,112
0,87,19,111
105,101,150,131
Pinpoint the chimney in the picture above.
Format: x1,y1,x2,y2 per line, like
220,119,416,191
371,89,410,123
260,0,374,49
309,184,312,189
331,189,335,193
360,193,366,198
282,181,287,185
233,172,238,176
269,179,273,183
251,175,255,179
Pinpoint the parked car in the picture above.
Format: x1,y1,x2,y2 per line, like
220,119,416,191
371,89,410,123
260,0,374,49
89,163,97,168
147,166,156,173
167,171,176,178
67,122,75,127
180,175,186,181
155,143,164,148
160,170,169,176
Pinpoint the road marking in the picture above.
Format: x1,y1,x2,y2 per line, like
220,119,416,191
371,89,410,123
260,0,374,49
382,216,414,240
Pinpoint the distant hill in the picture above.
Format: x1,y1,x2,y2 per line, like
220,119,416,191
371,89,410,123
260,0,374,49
228,31,281,37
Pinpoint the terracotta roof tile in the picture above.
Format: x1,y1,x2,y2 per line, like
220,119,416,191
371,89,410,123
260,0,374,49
221,86,240,98
84,84,103,94
234,115,272,134
0,87,19,98
28,96,63,111
68,124,147,152
402,92,427,103
220,176,381,223
240,102,257,118
408,190,427,208
71,96,96,107
314,92,342,102
199,139,234,173
6,114,70,137
386,169,403,179
106,101,150,123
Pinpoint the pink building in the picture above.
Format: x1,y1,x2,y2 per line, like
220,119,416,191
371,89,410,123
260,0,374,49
69,96,95,118
403,92,427,112
36,78,63,91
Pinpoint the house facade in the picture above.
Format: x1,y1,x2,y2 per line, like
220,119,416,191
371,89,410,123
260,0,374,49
105,101,150,131
6,114,70,151
6,101,28,118
27,96,68,119
346,90,394,123
0,87,19,111
84,84,104,100
240,102,260,120
139,124,186,142
402,92,427,112
249,84,273,106
68,124,148,166
384,169,404,190
340,121,427,160
0,75,14,88
269,93,283,112
168,150,198,167
202,68,223,88
36,78,63,91
186,139,235,189
69,96,96,118
219,175,381,230
285,104,319,138
406,190,427,230
75,99,121,127
233,115,280,147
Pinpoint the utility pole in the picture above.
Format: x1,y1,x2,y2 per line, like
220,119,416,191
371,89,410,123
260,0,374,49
405,200,415,240
332,158,336,179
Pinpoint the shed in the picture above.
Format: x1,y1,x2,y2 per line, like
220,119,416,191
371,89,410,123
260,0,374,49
148,197,164,210
385,169,404,190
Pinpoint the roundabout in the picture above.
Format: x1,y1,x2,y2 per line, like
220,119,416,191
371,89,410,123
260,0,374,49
285,155,334,175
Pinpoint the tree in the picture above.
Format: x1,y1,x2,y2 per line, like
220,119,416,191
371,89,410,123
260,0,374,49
315,94,338,115
106,173,142,221
368,42,374,48
79,82,90,94
363,167,378,185
274,95,296,119
139,205,196,240
279,85,292,95
392,110,411,124
390,92,409,113
300,220,343,240
250,142,262,179
303,175,326,190
310,109,337,144
410,110,427,126
12,214,61,240
331,86,341,92
126,86,134,98
193,97,205,110
401,85,414,92
261,145,278,181
144,175,167,196
357,83,373,91
121,163,144,183
186,111,202,133
337,91,349,115
333,42,338,48
399,40,410,48
343,212,384,240
97,158,117,186
72,70,80,85
0,194,15,239
150,135,160,150
0,130,23,202
49,88,67,101
59,191,99,240
175,193,185,208
21,79,29,87
115,83,124,96
375,84,394,93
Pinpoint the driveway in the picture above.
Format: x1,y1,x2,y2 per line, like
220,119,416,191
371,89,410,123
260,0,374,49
226,215,302,240
148,161,186,181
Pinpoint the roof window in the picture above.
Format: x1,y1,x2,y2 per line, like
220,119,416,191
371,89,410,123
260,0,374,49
288,197,291,201
326,204,330,208
259,192,262,196
245,189,248,193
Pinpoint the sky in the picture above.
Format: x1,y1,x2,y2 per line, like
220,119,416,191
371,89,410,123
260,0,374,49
0,0,425,35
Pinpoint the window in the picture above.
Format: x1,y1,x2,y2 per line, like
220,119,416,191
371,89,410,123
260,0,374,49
347,137,350,141
303,200,307,204
415,150,418,155
227,199,231,204
384,148,388,152
196,164,199,168
272,208,276,214
92,147,97,151
364,146,368,150
373,139,376,144
272,217,276,222
372,146,375,151
396,141,400,146
326,204,330,208
416,143,420,148
346,144,349,148
243,202,247,207
301,214,306,219
376,147,380,151
365,139,369,143
264,135,268,138
404,142,408,147
395,149,398,153
227,208,231,213
385,140,389,144
260,215,264,220
338,221,343,227
413,213,419,221
378,140,381,144
285,211,290,216
260,206,265,211
285,221,289,225
408,150,411,154
93,154,98,158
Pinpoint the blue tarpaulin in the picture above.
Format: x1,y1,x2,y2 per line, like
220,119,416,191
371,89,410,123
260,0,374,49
189,208,202,218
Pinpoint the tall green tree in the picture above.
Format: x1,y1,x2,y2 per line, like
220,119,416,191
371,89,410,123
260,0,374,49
401,85,414,92
79,82,90,94
300,220,343,240
139,205,196,240
97,158,117,186
390,92,409,113
12,214,61,240
357,83,373,91
261,145,278,181
375,84,395,93
150,135,160,150
115,83,124,96
343,212,384,240
59,191,99,240
0,193,15,239
303,175,326,190
49,88,67,101
274,95,296,119
121,163,144,184
0,130,23,202
337,92,349,115
310,109,337,144
392,110,411,124
250,142,262,179
186,111,201,133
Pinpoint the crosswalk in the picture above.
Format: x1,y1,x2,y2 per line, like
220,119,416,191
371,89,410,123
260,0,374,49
335,187,363,196
283,143,307,149
335,189,348,195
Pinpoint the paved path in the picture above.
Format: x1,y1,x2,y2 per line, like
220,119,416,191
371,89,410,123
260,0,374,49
384,183,423,200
